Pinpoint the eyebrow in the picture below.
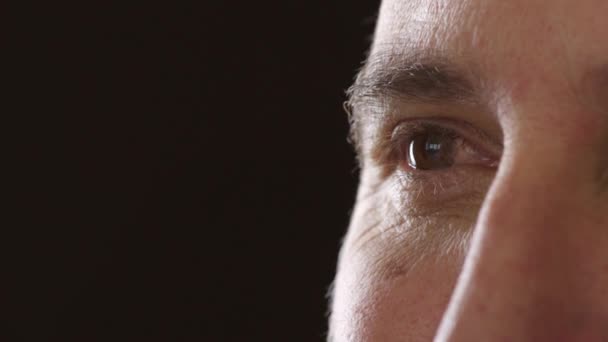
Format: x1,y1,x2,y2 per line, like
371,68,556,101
347,53,477,108
346,53,478,155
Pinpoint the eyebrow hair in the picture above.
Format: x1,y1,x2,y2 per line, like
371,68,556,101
347,53,477,106
345,53,478,158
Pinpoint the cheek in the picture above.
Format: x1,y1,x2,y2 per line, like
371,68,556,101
332,250,461,342
331,167,483,340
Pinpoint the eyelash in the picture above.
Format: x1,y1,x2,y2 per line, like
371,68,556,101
392,122,462,163
386,118,498,185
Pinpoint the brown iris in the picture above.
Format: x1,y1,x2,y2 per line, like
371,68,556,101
407,132,456,170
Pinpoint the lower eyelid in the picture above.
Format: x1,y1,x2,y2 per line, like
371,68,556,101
396,168,460,193
394,163,495,201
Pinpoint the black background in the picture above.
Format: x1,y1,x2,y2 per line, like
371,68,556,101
11,1,380,341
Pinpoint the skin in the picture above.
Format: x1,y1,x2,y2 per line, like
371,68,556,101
330,0,608,341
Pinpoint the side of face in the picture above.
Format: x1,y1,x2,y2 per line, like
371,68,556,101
331,0,608,341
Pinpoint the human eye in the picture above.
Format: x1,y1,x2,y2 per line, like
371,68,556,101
393,119,499,171
388,118,501,196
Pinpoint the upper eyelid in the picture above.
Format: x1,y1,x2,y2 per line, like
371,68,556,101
389,117,503,158
391,121,460,142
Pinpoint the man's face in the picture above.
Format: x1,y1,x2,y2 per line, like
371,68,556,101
330,0,608,340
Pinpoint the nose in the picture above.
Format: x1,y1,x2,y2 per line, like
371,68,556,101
435,126,608,341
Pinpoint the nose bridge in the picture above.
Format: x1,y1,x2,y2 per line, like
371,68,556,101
474,138,587,299
477,101,605,275
476,148,584,294
436,123,608,341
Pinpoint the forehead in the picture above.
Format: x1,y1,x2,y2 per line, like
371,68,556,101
365,0,608,127
372,0,608,88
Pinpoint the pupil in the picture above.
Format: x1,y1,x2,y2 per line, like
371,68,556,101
407,132,454,170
